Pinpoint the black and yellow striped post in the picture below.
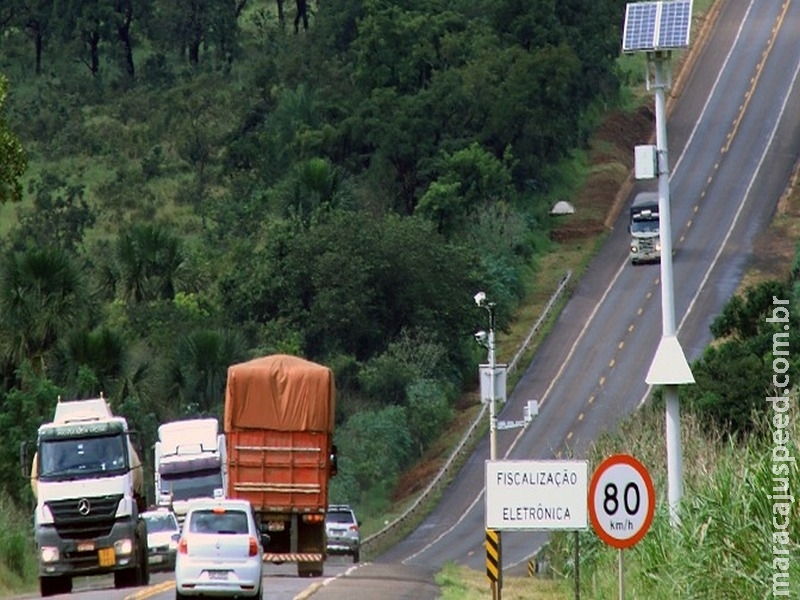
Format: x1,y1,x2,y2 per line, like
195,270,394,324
486,528,502,599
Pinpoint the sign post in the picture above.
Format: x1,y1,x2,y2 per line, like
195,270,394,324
588,454,655,599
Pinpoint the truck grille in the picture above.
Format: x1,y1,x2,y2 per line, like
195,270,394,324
639,238,656,252
46,495,122,540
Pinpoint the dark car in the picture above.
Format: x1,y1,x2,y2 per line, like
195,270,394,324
325,504,360,563
142,508,181,571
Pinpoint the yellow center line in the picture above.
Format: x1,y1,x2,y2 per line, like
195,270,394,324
722,0,790,153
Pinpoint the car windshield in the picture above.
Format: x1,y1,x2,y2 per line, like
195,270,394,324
631,218,659,233
161,470,223,501
326,511,354,525
145,513,178,533
189,509,249,534
39,435,127,479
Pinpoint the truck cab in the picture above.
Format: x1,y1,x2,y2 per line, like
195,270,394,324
154,418,227,525
28,398,149,597
629,191,661,264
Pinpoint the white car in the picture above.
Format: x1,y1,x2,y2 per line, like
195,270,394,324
175,498,268,599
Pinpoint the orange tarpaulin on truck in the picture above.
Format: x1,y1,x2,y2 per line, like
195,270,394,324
224,355,336,433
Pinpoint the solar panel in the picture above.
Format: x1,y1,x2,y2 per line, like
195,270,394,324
623,2,658,53
658,0,692,49
622,0,692,53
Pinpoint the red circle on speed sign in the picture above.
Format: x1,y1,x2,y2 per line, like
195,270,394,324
588,454,655,549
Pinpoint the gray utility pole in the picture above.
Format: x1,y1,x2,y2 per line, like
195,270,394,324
622,0,695,528
643,50,694,528
475,291,501,600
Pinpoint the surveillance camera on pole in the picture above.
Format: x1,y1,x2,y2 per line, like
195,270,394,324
474,291,487,306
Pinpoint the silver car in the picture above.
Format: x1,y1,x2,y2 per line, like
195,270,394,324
175,498,267,599
142,508,181,571
325,505,360,563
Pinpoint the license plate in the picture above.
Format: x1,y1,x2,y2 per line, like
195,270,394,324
77,541,95,552
208,570,229,580
150,555,164,563
267,521,285,532
98,547,116,567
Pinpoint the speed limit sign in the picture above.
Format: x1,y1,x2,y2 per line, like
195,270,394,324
588,454,655,549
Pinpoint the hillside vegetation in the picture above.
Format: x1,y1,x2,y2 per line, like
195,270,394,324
0,0,629,512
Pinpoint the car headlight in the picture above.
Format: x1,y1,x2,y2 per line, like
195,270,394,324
41,547,60,563
169,539,178,551
114,538,134,555
655,242,662,252
631,244,638,253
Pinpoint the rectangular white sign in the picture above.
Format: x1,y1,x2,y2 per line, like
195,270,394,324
485,459,588,530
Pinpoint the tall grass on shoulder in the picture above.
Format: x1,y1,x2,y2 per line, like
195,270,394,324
544,401,799,599
437,562,571,600
0,497,37,595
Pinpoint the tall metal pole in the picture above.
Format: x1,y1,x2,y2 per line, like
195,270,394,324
486,301,501,600
652,51,682,527
488,303,498,462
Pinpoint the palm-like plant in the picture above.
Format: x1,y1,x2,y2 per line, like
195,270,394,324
0,246,86,373
116,223,185,303
170,329,248,415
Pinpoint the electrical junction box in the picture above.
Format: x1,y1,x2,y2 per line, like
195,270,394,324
634,145,657,179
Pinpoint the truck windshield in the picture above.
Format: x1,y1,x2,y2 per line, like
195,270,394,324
161,470,223,501
39,434,127,479
631,219,659,233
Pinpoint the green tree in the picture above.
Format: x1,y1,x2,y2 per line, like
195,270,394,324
53,326,127,398
405,379,453,457
169,328,248,414
334,405,413,490
0,365,64,502
0,246,86,375
116,223,186,304
0,74,27,204
14,173,95,251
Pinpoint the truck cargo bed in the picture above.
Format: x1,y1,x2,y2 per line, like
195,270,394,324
227,429,330,513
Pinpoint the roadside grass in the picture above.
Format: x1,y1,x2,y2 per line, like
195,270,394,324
0,498,38,596
437,563,570,600
541,403,800,599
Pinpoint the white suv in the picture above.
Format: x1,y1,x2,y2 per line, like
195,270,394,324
175,498,268,599
325,504,360,563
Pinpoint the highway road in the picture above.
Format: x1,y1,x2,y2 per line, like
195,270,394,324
374,0,800,579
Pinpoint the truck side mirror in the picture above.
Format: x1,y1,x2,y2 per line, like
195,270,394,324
19,441,29,477
329,444,338,477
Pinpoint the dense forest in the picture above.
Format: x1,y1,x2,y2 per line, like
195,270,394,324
4,0,791,519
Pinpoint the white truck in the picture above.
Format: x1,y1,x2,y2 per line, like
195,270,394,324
629,191,661,264
27,398,149,597
154,418,227,523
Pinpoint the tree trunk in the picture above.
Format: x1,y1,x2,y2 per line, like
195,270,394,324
87,29,100,75
189,40,200,65
294,0,308,33
116,1,135,79
276,0,285,28
26,20,45,75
